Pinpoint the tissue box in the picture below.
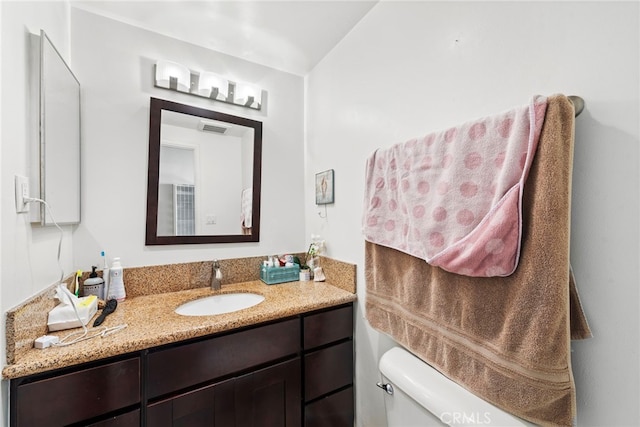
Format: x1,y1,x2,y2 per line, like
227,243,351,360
260,265,300,285
47,295,98,331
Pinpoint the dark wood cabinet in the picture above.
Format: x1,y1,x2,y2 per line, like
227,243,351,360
235,358,301,427
304,340,353,401
147,377,235,427
304,388,354,427
147,318,299,399
10,303,353,427
303,304,353,349
302,304,354,427
10,357,140,427
147,358,300,427
85,410,140,427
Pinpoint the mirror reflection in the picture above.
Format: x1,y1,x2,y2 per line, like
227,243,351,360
146,98,262,245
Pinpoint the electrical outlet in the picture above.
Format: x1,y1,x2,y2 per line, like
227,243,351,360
14,175,30,213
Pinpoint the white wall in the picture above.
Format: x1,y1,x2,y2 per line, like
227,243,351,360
305,2,639,426
0,0,74,310
0,1,75,423
70,8,306,269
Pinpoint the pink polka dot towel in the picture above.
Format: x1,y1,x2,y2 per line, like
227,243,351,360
363,96,548,277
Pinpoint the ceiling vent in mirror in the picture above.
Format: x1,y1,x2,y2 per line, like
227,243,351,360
198,120,229,134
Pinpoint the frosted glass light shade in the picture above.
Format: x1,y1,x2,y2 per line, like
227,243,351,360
198,72,229,100
153,59,263,110
234,83,262,108
155,60,191,93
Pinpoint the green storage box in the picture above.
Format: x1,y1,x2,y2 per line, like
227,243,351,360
260,265,300,285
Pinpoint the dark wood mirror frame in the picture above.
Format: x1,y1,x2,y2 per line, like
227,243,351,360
146,97,262,245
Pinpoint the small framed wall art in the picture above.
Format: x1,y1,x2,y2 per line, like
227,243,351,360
315,169,334,205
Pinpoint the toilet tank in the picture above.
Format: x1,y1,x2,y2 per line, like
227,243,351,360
378,347,535,427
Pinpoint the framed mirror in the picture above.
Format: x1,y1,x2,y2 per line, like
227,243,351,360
146,98,262,244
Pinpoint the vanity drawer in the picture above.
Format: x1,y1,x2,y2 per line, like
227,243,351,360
303,304,353,350
13,357,140,427
147,318,300,399
86,409,140,427
304,340,353,402
304,387,354,427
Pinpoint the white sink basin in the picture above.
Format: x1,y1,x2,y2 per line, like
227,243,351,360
175,293,265,316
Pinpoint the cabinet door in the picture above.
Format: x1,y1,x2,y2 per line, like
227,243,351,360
235,358,301,427
147,378,235,427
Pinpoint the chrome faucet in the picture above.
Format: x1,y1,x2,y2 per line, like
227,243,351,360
211,259,222,290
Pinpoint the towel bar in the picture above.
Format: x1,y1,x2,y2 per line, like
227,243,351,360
568,95,584,117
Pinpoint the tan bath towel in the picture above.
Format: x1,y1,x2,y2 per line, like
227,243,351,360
365,94,591,426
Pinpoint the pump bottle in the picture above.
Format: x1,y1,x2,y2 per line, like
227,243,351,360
83,266,105,300
108,257,126,301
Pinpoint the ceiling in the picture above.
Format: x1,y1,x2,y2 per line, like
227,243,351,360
71,1,378,76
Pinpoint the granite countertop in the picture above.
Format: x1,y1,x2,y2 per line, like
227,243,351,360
3,280,356,379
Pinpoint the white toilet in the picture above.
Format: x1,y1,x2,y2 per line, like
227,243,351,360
378,347,536,426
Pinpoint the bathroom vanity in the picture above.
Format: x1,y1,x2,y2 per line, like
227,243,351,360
6,281,354,427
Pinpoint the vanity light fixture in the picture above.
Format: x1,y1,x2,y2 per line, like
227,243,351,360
197,71,229,101
155,60,191,93
153,60,263,110
234,82,262,109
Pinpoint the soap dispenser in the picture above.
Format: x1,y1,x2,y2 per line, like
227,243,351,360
83,266,105,300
